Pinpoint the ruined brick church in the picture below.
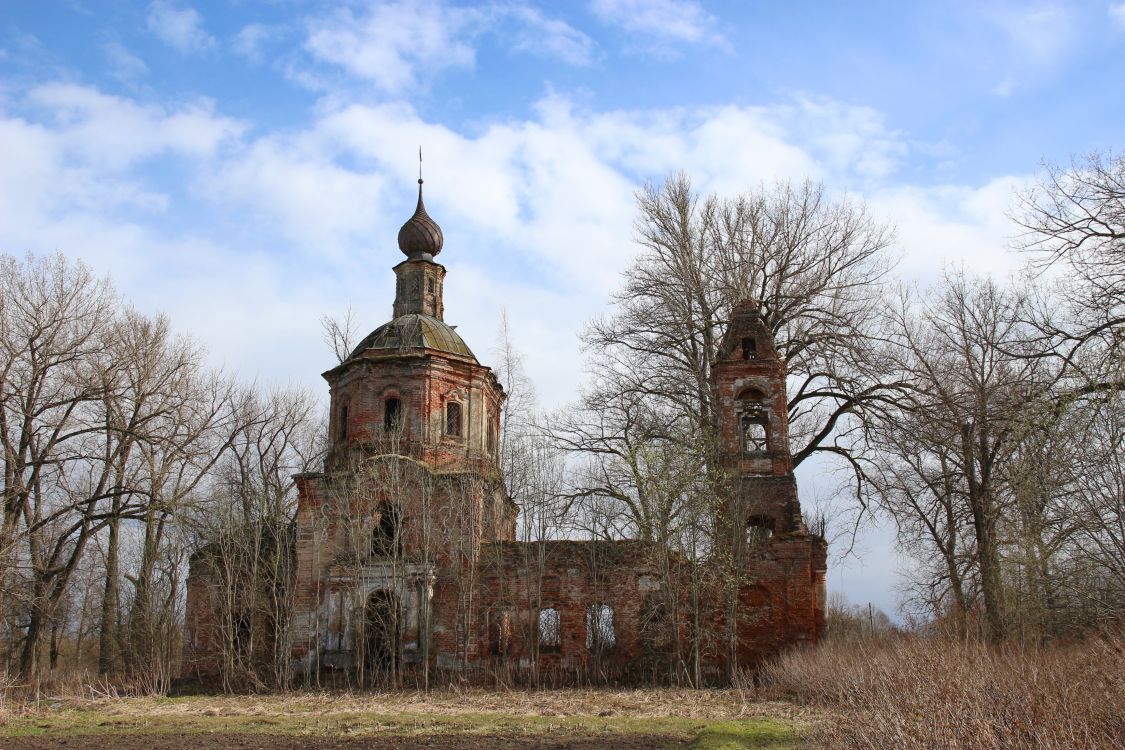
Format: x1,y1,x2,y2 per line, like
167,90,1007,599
184,176,826,683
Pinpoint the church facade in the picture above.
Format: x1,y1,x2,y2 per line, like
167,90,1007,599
183,177,826,685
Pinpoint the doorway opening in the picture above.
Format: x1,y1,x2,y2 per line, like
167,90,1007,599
363,589,402,681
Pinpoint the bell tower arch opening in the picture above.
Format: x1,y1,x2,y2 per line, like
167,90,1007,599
736,386,770,456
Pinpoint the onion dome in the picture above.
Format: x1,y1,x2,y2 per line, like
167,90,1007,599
397,179,444,261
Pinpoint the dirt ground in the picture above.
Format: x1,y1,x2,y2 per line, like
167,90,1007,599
0,731,690,749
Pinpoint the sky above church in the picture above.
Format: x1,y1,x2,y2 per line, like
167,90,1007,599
3,0,1124,617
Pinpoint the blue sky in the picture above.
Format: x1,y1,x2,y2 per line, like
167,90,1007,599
3,0,1124,617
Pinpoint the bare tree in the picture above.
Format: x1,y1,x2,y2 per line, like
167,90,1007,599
321,308,360,365
187,386,319,691
1016,151,1125,381
551,384,700,544
873,272,1058,641
1017,152,1125,316
1063,393,1125,620
0,253,254,683
582,173,901,487
0,254,124,680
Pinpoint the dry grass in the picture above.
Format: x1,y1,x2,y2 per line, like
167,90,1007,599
0,687,809,749
4,686,807,722
761,635,1125,750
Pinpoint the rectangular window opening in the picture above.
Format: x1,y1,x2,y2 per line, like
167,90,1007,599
445,401,462,437
384,397,402,432
739,412,768,455
489,609,511,656
538,607,560,651
586,604,616,651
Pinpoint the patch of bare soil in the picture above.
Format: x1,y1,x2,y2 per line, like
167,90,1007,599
0,732,688,749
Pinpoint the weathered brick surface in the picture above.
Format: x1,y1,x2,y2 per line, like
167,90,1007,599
476,540,665,674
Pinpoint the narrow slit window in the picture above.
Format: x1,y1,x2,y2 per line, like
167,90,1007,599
338,405,349,440
445,401,462,437
384,397,402,432
486,418,496,454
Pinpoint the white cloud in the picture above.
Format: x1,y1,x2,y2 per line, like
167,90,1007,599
146,1,215,54
867,176,1032,283
503,4,596,66
989,3,1074,63
305,1,478,93
103,42,148,83
25,84,243,168
0,83,244,246
1110,2,1125,28
232,23,273,63
205,135,387,259
992,75,1015,97
303,1,595,92
0,79,1030,420
590,0,723,45
980,3,1077,95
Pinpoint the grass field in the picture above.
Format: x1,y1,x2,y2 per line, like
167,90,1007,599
0,689,811,749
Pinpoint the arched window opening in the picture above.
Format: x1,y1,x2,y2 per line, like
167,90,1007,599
231,611,252,659
384,397,402,432
371,504,402,558
538,607,560,652
338,405,349,440
741,336,757,359
586,603,616,651
445,401,462,437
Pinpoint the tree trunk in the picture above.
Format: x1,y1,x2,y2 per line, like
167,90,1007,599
98,506,121,674
18,585,46,682
962,424,1006,641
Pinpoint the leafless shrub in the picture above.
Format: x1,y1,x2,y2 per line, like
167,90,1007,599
761,635,1125,749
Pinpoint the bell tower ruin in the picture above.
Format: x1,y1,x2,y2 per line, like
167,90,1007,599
712,299,827,661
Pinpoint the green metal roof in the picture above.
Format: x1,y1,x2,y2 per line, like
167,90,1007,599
350,314,475,359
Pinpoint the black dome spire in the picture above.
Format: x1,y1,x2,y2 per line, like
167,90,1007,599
397,155,443,261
